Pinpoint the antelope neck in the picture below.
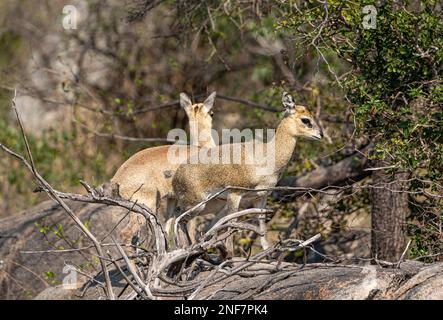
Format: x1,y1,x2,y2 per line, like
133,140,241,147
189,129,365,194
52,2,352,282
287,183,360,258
266,117,297,175
189,121,215,148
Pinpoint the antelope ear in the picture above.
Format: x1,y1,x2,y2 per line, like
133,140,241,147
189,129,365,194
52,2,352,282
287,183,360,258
282,91,295,110
180,92,192,110
203,91,216,113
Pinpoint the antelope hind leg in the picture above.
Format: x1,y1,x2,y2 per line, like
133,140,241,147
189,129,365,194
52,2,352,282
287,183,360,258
224,192,243,257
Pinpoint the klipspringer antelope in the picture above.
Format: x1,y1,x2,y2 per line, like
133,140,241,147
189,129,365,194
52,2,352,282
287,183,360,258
172,91,323,250
110,92,217,243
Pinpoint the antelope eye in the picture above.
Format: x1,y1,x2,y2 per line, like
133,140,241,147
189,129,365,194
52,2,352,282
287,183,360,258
301,118,313,128
209,111,214,117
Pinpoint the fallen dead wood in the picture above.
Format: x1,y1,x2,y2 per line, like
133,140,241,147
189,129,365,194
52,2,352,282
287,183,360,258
33,259,443,300
5,195,443,300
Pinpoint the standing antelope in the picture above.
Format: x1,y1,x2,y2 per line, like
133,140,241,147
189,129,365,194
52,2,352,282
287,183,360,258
172,91,323,250
110,92,217,241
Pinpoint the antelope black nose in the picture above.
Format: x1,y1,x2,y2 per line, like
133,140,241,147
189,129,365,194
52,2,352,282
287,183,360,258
320,131,324,138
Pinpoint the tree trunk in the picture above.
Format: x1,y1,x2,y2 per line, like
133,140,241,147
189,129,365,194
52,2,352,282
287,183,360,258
371,159,409,262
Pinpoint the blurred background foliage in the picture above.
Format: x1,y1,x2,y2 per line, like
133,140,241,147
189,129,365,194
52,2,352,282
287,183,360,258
0,0,441,262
